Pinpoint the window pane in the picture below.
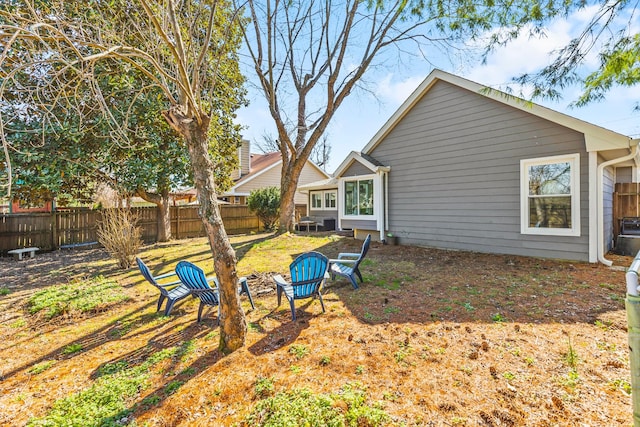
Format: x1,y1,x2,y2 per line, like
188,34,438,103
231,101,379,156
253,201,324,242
344,182,357,215
528,196,572,228
311,192,322,209
358,179,373,215
528,162,571,196
325,192,336,208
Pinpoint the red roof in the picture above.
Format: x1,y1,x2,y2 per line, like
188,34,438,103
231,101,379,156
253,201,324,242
234,151,281,185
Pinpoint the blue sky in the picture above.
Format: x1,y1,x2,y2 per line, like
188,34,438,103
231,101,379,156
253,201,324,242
236,5,640,174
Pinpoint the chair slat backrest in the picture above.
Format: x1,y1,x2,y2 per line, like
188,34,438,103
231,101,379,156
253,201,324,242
136,257,158,286
175,261,219,305
290,251,328,298
352,234,371,271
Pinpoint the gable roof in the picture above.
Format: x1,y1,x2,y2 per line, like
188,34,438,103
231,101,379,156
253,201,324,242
362,69,633,156
228,151,330,193
334,151,390,178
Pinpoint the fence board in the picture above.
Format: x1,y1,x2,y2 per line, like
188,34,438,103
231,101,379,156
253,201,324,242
0,204,306,255
614,183,640,236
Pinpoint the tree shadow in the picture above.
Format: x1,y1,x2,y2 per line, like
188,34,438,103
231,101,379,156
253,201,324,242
0,301,165,382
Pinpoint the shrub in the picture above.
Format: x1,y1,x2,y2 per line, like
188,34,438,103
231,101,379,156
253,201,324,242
247,186,280,231
97,208,142,269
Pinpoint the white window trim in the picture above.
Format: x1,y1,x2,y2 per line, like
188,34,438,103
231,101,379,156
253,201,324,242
324,190,337,210
520,153,580,237
309,190,337,210
310,191,324,210
341,174,376,219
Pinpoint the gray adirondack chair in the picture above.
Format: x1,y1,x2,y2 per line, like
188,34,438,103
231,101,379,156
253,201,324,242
136,257,191,315
329,234,371,289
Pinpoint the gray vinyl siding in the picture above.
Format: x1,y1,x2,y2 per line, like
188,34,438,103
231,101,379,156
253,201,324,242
369,80,590,261
341,219,377,230
308,209,338,227
342,161,374,177
603,164,615,251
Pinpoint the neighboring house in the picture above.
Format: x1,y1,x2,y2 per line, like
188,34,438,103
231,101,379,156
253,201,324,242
220,139,330,206
299,69,638,264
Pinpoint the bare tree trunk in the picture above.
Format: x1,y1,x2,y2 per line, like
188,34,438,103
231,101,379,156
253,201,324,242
157,198,171,242
169,110,246,352
279,159,306,233
137,188,172,242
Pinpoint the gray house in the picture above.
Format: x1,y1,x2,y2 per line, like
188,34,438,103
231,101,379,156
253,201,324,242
300,69,639,264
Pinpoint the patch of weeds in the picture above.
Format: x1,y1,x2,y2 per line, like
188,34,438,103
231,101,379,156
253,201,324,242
596,341,617,352
204,330,219,340
27,276,129,320
290,365,302,374
10,318,26,328
524,356,535,366
141,395,161,409
319,356,331,366
242,382,391,427
459,366,472,376
609,378,632,395
63,343,84,355
461,302,475,312
382,390,399,402
383,306,400,315
355,365,365,375
27,345,180,427
28,360,55,375
491,313,506,323
394,342,413,364
177,339,196,361
509,347,521,357
594,319,613,331
248,322,262,332
289,344,309,359
164,380,184,395
97,361,129,377
451,417,468,425
255,376,275,398
181,367,196,377
502,371,516,381
363,311,378,322
0,287,10,296
563,337,579,370
609,293,624,303
598,282,616,291
558,370,580,389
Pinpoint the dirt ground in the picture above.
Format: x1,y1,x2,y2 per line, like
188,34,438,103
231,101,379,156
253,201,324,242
0,235,635,426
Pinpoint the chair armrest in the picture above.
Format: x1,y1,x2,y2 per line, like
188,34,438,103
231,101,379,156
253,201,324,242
337,252,360,259
329,258,357,265
273,274,288,287
154,271,178,280
156,279,183,288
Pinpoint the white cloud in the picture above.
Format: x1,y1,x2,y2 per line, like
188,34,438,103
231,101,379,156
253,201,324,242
374,73,426,106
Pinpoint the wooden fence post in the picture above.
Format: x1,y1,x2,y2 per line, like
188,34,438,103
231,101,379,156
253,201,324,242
51,210,58,250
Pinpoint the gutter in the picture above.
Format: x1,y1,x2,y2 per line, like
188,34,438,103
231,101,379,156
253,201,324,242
597,140,640,266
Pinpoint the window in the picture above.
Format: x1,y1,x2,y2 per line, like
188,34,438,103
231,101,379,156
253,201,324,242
325,191,336,208
521,154,580,236
344,179,374,216
310,190,336,210
311,192,323,209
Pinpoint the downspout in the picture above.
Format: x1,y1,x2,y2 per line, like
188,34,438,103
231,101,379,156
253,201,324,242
597,141,639,265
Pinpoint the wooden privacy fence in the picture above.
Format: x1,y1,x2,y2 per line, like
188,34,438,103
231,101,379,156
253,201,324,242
614,183,640,237
0,204,306,254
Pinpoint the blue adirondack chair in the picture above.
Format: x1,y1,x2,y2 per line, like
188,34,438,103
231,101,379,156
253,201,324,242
136,257,191,315
329,234,371,289
273,251,329,321
175,261,255,322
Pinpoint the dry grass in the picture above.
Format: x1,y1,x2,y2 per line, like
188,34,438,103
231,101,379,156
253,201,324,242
0,232,633,426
